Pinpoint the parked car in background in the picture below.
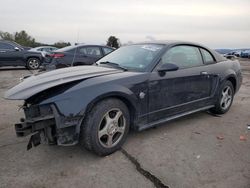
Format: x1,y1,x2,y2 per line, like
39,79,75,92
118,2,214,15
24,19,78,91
240,50,250,58
29,46,58,54
29,46,58,63
232,51,242,57
44,44,114,70
5,41,242,156
223,54,237,60
0,40,44,69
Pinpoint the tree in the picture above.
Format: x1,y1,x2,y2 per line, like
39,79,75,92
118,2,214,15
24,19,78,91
0,30,71,48
0,31,14,41
53,41,71,48
14,30,36,47
106,36,120,48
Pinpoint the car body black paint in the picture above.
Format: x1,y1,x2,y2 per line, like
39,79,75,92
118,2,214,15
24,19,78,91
0,40,43,67
5,41,242,147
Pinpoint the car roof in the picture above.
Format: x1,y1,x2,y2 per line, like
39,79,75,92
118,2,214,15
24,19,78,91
32,46,57,49
76,44,114,48
55,44,114,52
36,46,56,48
133,40,205,47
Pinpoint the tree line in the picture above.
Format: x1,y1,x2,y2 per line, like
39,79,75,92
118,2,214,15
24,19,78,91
0,30,71,48
0,30,121,49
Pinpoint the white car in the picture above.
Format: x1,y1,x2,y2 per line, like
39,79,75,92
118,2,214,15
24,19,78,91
29,46,58,57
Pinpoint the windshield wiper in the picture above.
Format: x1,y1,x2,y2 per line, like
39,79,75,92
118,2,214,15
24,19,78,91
98,61,127,71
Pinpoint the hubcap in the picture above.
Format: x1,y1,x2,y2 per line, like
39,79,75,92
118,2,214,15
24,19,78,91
220,86,232,110
98,108,126,148
29,59,39,69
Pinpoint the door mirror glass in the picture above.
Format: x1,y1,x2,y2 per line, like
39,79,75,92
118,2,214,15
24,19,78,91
157,63,179,73
14,47,20,51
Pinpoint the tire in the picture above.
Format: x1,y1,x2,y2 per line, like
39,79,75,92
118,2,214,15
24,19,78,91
80,98,130,156
26,58,41,70
210,80,234,114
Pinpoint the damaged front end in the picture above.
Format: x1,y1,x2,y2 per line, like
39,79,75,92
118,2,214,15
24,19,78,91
16,102,83,150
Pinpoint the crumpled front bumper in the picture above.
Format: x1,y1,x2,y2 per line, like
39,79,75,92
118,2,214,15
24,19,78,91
15,103,83,149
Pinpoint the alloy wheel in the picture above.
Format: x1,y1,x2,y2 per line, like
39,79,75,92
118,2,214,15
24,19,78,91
220,86,233,110
28,59,40,69
98,108,126,148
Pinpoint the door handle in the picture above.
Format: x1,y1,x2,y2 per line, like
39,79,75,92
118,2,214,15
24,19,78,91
200,71,208,75
0,51,6,53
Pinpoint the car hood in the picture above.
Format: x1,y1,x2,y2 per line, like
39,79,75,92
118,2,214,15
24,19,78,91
5,66,123,100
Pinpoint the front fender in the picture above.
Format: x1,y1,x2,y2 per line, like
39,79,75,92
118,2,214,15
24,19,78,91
41,83,138,117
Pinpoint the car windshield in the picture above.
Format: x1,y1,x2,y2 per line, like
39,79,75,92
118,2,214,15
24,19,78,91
96,44,164,71
10,41,24,49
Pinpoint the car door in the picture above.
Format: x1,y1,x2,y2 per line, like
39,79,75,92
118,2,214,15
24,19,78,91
77,46,103,65
148,45,217,122
0,42,24,66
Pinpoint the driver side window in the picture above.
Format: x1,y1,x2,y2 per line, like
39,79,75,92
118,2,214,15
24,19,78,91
161,45,203,69
0,42,14,50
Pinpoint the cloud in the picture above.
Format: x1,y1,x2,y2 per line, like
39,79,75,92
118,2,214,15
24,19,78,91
145,36,157,41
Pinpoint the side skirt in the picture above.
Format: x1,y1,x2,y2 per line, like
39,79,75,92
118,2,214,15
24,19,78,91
137,105,214,131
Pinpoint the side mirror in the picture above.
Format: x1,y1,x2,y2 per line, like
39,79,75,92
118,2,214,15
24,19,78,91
157,63,179,73
14,47,21,51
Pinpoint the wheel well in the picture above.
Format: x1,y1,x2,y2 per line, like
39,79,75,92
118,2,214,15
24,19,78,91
27,56,41,62
86,96,136,129
227,77,236,92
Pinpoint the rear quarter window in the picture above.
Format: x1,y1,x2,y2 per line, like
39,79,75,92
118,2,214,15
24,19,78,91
103,47,113,55
200,48,215,64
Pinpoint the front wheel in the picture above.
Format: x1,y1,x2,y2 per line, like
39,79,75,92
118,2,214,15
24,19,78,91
210,80,234,114
80,98,130,156
26,58,41,70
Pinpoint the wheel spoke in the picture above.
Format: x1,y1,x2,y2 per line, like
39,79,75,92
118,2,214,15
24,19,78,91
222,90,226,97
99,125,108,138
117,126,125,133
225,87,230,95
114,110,122,122
107,135,113,147
104,113,113,125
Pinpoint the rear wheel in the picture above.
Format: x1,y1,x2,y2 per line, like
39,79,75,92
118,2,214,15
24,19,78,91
80,98,130,156
27,58,41,70
210,80,234,114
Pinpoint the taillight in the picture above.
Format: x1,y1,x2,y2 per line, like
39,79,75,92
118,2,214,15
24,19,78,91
49,53,65,58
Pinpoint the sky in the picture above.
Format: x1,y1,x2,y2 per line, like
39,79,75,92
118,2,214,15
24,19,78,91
0,0,250,48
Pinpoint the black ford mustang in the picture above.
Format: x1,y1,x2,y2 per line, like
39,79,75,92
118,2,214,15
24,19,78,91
5,41,242,156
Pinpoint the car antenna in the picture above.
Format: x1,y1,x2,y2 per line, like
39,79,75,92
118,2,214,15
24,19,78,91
71,28,80,67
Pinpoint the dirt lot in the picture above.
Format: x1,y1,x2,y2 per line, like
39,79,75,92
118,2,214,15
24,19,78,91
0,60,250,188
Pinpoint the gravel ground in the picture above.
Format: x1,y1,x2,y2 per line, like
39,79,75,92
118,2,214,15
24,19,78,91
0,59,249,188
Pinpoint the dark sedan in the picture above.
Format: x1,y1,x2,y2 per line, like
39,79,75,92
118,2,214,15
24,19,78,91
44,44,114,70
0,40,43,69
5,41,242,156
